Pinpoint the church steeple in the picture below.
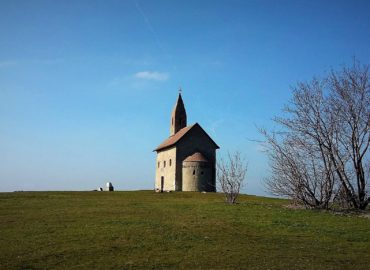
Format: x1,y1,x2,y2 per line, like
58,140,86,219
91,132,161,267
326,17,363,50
170,92,187,136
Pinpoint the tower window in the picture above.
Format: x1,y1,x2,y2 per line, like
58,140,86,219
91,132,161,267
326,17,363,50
169,159,172,166
158,162,160,168
164,161,166,168
193,170,195,175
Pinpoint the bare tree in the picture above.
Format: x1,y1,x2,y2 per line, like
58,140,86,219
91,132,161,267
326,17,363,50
261,129,337,209
263,78,339,209
328,62,370,209
217,152,248,204
262,61,370,210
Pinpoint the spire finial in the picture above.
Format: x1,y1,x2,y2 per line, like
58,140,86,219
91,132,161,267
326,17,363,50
178,87,182,95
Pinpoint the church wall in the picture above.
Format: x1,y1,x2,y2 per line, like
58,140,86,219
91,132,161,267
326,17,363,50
176,127,217,192
182,161,212,191
155,147,177,191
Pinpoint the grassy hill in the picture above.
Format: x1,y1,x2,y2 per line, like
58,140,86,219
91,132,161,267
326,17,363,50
0,191,369,269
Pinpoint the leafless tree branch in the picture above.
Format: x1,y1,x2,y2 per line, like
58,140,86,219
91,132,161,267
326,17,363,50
217,152,248,204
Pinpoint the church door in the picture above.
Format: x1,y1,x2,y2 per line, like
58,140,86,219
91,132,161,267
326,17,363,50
160,176,164,193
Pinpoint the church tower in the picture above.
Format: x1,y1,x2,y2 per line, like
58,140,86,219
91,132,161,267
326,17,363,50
170,93,187,136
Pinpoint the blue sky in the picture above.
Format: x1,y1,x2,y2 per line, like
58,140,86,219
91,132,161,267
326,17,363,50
1,0,370,194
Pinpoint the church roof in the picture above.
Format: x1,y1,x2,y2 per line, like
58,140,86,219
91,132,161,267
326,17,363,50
154,124,194,151
154,123,219,152
183,152,209,162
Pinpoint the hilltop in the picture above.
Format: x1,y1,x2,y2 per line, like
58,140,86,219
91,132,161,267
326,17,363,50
1,191,369,269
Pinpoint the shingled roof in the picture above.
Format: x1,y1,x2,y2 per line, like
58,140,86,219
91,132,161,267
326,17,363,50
183,152,209,162
154,123,219,152
154,124,194,151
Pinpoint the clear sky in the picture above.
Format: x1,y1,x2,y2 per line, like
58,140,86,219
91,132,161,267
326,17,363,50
1,0,370,194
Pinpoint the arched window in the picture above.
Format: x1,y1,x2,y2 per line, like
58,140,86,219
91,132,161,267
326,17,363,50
193,170,195,175
164,161,166,168
158,162,160,168
169,159,172,166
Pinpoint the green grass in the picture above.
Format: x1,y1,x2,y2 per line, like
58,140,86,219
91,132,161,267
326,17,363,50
0,191,369,269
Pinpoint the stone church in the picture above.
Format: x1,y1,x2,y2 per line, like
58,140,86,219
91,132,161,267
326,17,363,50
154,92,219,192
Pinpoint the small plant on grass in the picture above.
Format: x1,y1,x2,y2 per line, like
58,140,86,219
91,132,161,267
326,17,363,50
217,152,248,204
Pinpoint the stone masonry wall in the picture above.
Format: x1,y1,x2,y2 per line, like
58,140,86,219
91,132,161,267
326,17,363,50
155,146,176,191
182,161,212,191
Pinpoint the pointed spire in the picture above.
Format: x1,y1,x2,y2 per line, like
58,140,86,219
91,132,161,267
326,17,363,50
175,92,184,110
170,91,187,136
